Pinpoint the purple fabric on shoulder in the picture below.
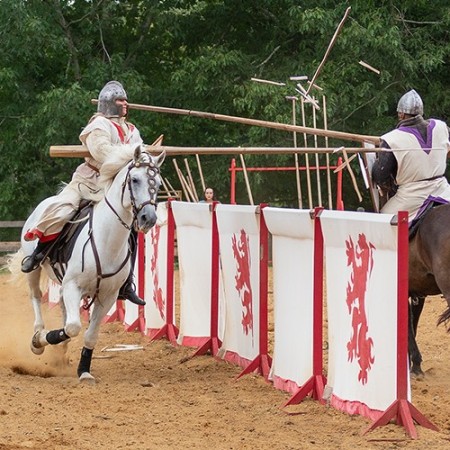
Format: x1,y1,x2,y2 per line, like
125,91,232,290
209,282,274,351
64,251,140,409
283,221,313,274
398,119,436,154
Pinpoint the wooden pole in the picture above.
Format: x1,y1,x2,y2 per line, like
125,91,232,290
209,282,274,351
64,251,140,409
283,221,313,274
333,153,358,172
287,96,303,208
312,99,323,207
323,95,333,209
91,98,379,144
341,148,363,202
160,177,172,197
173,159,193,202
301,97,313,209
50,145,383,158
164,177,180,199
184,158,199,202
196,154,206,193
306,7,352,96
239,154,254,205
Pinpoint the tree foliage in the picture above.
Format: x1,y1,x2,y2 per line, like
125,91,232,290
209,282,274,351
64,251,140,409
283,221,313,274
1,0,449,217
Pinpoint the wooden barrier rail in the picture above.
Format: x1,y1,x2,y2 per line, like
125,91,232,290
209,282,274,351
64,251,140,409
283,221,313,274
0,221,24,265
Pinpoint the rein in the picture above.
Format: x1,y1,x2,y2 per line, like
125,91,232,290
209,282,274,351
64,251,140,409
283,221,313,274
82,211,131,308
104,158,160,231
83,156,160,307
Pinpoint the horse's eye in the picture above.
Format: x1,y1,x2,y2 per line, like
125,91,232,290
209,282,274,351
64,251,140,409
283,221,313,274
131,177,139,185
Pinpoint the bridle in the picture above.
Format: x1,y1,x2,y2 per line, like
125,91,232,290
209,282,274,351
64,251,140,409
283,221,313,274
84,155,161,306
105,157,161,230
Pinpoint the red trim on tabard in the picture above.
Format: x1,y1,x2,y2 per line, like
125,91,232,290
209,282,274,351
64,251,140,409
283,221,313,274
24,229,60,242
110,121,136,144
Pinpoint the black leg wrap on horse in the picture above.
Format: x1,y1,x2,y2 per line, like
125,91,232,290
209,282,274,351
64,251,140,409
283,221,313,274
45,328,70,345
77,347,93,377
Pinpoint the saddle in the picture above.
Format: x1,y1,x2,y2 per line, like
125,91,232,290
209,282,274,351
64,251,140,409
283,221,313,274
408,196,449,240
47,200,93,282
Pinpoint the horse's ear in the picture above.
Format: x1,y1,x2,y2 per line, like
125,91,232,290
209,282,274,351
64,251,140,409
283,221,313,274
133,144,142,161
154,149,166,167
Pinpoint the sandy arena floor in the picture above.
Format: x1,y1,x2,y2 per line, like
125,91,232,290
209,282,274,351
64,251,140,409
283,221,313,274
0,271,450,450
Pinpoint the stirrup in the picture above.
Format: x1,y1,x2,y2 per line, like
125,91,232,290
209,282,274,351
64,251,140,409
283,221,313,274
118,283,146,306
21,255,43,273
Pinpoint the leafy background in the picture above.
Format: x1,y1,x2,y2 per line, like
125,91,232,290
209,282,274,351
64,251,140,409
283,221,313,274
1,0,449,220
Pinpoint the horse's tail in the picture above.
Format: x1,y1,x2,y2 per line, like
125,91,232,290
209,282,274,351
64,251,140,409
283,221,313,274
4,249,23,278
4,250,49,293
437,306,450,331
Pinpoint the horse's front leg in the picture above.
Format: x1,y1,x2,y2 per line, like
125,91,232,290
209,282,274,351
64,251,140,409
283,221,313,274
26,269,44,332
31,281,82,354
408,296,425,377
77,293,118,384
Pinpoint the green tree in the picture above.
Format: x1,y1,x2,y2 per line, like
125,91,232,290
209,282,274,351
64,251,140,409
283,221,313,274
0,0,449,217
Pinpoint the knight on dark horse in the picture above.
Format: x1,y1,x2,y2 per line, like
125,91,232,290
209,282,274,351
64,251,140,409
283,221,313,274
372,89,450,375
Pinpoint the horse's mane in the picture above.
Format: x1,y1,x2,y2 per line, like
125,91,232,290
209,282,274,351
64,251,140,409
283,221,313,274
98,146,138,191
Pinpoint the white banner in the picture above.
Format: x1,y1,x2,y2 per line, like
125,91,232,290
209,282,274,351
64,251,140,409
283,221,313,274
320,210,408,420
144,202,174,336
172,201,217,346
263,207,315,392
216,204,260,367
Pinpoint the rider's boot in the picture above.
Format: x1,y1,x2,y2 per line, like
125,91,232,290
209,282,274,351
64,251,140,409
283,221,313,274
117,229,145,306
21,240,54,273
118,273,145,306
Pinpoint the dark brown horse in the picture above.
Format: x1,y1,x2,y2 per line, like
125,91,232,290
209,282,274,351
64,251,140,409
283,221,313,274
407,203,450,375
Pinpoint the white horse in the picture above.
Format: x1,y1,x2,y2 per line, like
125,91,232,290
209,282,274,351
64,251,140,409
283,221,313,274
20,145,165,383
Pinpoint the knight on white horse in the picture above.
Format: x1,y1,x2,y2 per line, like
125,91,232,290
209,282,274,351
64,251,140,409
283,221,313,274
20,143,164,382
21,81,153,306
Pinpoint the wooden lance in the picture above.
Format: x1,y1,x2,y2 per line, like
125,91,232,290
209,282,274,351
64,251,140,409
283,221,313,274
90,99,380,145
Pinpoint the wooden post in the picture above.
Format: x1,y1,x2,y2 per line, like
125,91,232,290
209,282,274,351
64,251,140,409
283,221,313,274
301,97,313,208
173,159,193,202
312,99,323,207
184,158,199,202
288,96,303,209
306,7,352,95
341,148,363,202
239,154,254,205
196,154,206,193
322,95,333,209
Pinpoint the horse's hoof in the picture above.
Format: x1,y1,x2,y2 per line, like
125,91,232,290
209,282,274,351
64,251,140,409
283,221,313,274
410,366,425,379
30,331,46,355
411,370,425,380
79,372,96,384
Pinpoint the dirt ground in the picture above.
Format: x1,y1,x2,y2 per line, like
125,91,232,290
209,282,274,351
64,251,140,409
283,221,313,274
0,270,450,450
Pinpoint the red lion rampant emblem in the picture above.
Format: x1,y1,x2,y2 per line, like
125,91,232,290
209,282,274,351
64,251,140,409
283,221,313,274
345,233,376,384
231,229,254,337
150,225,165,320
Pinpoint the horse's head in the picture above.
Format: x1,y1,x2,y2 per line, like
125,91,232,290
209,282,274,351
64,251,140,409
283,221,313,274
125,145,165,233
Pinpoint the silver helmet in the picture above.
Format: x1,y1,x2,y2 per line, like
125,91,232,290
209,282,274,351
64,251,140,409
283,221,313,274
97,81,127,117
397,89,423,116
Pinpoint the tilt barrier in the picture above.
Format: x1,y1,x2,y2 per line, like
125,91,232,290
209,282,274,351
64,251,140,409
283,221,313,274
46,202,437,438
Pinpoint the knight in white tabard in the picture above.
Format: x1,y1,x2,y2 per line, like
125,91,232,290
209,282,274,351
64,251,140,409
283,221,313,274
372,89,450,221
21,81,149,305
